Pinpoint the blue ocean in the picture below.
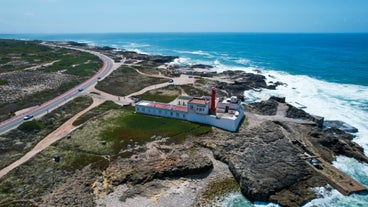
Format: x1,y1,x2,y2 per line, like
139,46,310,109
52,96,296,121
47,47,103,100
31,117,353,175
1,33,368,206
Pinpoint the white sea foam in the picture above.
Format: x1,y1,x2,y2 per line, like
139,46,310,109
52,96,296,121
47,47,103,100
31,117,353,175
122,42,150,48
175,50,212,57
169,57,192,66
304,184,368,207
235,58,251,65
236,67,368,206
216,192,280,207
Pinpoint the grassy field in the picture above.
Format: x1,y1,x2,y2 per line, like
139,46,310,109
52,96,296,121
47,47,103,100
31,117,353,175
0,39,102,122
0,102,211,205
101,109,211,153
95,65,167,96
0,96,93,170
72,101,124,126
0,39,101,75
135,84,181,103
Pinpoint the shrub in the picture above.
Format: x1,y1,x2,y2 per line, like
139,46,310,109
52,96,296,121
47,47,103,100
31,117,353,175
18,120,44,133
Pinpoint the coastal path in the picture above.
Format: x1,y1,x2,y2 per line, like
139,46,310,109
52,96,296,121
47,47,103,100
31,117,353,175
0,49,196,179
0,44,121,135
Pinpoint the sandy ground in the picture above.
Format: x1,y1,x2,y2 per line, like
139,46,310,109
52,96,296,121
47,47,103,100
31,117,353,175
95,147,233,207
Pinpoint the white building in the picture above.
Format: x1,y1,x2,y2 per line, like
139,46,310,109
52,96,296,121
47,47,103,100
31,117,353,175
135,88,245,132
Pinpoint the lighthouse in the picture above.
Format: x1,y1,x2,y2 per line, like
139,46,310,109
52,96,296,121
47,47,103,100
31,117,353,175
210,86,216,114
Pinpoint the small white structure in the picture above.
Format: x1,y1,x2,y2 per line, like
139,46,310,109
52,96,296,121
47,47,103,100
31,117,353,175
135,87,245,132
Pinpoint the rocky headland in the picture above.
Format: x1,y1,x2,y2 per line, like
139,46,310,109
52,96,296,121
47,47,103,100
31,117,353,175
1,46,367,207
94,71,368,207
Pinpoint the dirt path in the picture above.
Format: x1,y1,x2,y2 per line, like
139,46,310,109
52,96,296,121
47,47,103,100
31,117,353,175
0,97,105,178
0,67,196,178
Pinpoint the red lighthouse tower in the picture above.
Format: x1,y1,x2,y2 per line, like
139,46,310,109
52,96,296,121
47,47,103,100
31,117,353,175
210,86,216,114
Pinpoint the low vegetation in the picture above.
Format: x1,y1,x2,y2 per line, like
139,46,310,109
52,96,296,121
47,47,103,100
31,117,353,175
100,108,211,153
72,101,123,126
0,39,102,122
0,96,93,170
135,84,181,103
95,66,167,96
0,102,211,205
200,176,240,203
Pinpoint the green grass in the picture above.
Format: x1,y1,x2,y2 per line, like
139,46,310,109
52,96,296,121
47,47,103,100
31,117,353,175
101,108,211,153
73,101,123,126
17,120,45,133
0,96,93,170
95,66,167,96
0,39,103,122
0,39,102,75
0,79,7,85
136,85,181,103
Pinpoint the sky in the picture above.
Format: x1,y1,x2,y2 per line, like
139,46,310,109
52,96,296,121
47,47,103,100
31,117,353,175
0,0,368,33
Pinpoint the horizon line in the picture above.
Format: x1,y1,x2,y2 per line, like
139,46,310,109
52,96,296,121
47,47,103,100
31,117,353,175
1,31,368,35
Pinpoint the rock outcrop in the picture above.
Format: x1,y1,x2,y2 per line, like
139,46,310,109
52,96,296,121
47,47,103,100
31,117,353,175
210,121,314,202
200,98,368,207
217,71,284,97
246,98,279,115
105,141,213,186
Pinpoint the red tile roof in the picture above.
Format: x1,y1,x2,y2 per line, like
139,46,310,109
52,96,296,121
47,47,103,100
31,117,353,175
189,98,207,105
146,102,188,112
172,105,188,112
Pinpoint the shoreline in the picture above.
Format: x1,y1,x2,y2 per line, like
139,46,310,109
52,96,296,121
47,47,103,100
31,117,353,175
1,39,367,207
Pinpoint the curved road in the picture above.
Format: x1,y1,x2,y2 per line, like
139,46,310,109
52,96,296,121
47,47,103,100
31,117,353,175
0,44,115,134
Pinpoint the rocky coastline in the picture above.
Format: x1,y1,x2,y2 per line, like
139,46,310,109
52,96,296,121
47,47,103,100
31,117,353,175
94,70,368,207
1,44,367,207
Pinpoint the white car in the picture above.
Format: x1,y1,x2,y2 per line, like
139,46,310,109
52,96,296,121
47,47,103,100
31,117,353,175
23,115,34,120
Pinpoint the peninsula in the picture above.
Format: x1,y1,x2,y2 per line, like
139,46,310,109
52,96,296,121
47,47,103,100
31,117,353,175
0,40,367,207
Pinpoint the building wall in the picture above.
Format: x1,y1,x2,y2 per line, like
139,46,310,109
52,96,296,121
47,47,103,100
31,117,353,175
135,105,187,120
188,102,209,115
136,101,245,132
187,105,245,132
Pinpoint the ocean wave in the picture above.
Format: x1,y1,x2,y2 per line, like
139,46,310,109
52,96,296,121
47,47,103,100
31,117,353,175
122,42,150,48
122,48,149,54
174,50,212,57
215,191,280,207
304,184,368,207
169,57,192,66
235,58,251,65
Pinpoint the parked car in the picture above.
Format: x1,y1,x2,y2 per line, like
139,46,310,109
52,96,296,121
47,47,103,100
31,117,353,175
23,115,34,120
168,79,174,83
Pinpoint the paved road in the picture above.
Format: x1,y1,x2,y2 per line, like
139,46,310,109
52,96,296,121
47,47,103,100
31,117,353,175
0,45,115,134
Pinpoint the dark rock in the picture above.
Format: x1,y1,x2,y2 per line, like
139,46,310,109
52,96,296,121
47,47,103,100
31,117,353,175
286,104,313,119
213,121,313,203
217,72,269,96
267,81,285,90
191,64,213,69
324,120,358,133
247,99,278,116
310,127,368,163
269,96,286,103
149,55,178,64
